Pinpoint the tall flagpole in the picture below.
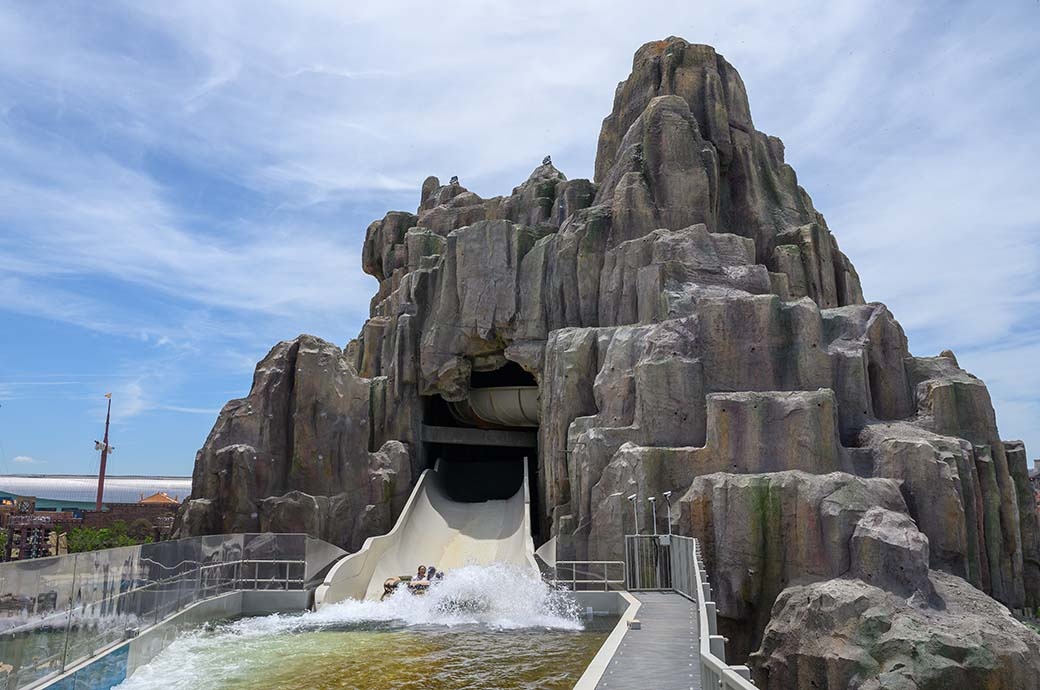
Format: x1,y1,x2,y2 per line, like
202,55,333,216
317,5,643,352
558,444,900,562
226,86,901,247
95,394,112,512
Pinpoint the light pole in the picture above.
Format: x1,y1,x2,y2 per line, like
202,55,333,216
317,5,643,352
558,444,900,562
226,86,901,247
94,393,115,512
663,491,675,589
627,493,640,588
663,491,673,536
649,496,661,587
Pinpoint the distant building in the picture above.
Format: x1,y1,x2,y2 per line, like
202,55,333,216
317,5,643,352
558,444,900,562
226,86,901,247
0,474,191,511
0,496,81,560
0,475,191,561
139,491,180,505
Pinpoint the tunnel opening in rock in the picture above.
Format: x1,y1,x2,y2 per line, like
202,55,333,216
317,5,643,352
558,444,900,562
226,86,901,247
470,361,537,389
422,362,539,431
420,361,542,540
426,445,529,500
422,444,541,543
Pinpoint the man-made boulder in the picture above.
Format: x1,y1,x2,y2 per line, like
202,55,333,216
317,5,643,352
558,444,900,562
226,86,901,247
177,35,1040,688
679,471,908,658
176,336,411,551
850,507,931,597
754,573,1040,690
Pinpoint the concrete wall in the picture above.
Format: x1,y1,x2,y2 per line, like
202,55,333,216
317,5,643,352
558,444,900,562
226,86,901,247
81,504,178,529
572,591,634,616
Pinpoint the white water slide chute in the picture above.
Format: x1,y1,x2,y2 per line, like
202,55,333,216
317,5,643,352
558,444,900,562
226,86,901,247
314,460,539,607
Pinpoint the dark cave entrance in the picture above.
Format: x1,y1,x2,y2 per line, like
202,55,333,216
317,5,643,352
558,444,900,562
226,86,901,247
425,443,530,501
469,361,536,388
421,361,541,542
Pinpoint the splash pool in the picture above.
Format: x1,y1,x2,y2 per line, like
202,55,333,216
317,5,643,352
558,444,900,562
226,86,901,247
114,564,614,690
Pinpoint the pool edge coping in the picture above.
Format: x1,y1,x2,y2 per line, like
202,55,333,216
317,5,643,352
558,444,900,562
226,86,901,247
571,591,641,690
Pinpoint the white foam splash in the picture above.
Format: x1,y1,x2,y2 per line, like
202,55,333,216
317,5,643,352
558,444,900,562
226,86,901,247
308,562,583,630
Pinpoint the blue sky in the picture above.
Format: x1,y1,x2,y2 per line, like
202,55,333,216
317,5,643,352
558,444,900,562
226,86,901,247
1,1,1037,477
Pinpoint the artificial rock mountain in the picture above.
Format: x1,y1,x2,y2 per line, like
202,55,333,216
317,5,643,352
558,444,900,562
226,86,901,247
178,38,1040,688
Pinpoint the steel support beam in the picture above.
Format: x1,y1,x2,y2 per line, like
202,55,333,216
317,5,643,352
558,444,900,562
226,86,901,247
420,424,537,448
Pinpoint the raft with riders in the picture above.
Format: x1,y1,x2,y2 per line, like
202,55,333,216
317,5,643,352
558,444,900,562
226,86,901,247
381,564,444,601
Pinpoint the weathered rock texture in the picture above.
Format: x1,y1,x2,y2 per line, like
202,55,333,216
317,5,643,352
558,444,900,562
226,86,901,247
178,37,1040,688
754,573,1040,690
178,335,412,552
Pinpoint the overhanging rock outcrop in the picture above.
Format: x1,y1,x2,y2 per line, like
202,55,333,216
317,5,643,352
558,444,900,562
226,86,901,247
177,36,1040,688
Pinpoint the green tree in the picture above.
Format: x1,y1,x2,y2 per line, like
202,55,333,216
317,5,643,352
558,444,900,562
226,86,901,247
127,518,155,541
63,520,154,553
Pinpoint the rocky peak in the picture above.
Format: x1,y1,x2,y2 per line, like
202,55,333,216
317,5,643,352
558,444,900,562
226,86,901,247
520,161,566,185
595,37,752,180
595,36,839,270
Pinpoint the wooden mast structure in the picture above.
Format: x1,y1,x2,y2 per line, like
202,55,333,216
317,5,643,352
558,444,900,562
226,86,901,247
95,393,113,512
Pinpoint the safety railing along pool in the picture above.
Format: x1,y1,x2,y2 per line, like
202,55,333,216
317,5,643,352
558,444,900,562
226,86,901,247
0,533,346,690
553,560,626,591
623,534,758,689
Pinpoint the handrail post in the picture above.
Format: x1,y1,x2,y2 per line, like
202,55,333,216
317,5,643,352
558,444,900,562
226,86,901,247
706,601,718,634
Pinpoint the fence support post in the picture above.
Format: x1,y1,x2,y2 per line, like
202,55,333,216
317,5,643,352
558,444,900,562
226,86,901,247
710,634,726,659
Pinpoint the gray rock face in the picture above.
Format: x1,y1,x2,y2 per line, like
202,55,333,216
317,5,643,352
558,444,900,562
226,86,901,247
176,335,411,552
680,470,909,658
1007,440,1040,607
850,507,932,597
178,35,1039,688
753,573,1040,690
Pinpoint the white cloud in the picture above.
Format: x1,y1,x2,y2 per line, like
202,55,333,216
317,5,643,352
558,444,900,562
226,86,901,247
160,405,221,415
12,455,39,464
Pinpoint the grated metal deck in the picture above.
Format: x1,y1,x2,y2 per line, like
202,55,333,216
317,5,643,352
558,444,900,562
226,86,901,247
594,592,701,690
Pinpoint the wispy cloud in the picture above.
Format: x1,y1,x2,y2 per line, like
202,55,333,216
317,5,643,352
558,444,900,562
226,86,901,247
159,405,221,415
12,455,41,465
0,379,82,403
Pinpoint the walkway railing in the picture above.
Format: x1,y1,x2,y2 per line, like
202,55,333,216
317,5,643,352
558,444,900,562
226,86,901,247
553,560,626,591
625,534,758,690
0,533,345,690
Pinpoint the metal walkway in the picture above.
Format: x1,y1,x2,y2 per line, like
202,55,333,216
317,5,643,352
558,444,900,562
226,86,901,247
594,592,701,690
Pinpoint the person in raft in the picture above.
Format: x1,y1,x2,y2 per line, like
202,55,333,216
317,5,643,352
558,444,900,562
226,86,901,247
408,564,432,593
381,565,429,601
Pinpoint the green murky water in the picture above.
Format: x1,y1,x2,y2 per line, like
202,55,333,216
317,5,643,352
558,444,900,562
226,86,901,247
119,621,613,689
